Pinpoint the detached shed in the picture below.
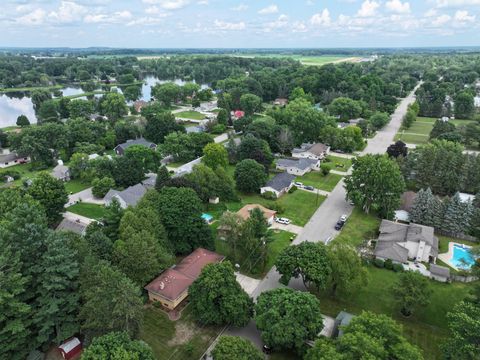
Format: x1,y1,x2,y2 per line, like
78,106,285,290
58,337,82,360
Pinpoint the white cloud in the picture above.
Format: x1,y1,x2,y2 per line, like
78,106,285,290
432,14,452,26
84,10,132,24
310,9,331,26
357,0,380,17
214,19,245,30
436,0,480,7
385,0,410,14
258,4,279,15
142,0,190,10
424,8,438,17
232,3,248,11
16,8,46,25
49,1,88,23
197,0,208,4
264,14,289,31
453,10,475,23
292,21,308,32
127,15,168,26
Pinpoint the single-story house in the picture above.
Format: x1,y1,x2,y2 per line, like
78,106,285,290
430,263,450,283
52,162,71,182
114,138,157,156
292,143,330,160
134,100,148,113
104,183,147,209
333,311,355,338
56,218,88,236
237,204,277,225
276,158,320,176
0,151,29,169
145,248,225,310
273,98,288,106
185,125,205,134
260,172,296,198
141,174,157,189
348,118,364,125
374,220,439,264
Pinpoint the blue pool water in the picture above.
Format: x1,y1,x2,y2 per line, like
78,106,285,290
201,213,213,223
451,244,475,269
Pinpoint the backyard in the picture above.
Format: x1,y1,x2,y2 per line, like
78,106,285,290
139,305,221,360
325,155,352,171
296,172,343,192
64,179,91,194
66,202,106,220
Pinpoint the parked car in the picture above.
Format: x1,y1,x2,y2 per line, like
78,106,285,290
294,182,303,187
275,217,291,225
263,345,272,354
304,185,314,191
334,221,345,230
340,214,348,222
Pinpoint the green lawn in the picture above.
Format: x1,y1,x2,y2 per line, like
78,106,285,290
64,179,91,194
66,202,106,220
139,305,221,360
175,110,206,120
296,172,343,192
332,207,381,247
394,132,429,144
316,266,472,360
0,163,53,187
325,155,352,171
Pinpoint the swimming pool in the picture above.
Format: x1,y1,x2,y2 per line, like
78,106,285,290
451,244,475,269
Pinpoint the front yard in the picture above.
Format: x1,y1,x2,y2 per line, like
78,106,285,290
139,305,221,360
64,179,91,194
175,110,206,120
325,155,352,171
332,207,380,247
296,172,343,192
66,202,106,220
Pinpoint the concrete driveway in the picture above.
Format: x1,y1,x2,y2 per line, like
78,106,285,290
270,222,303,235
66,188,104,207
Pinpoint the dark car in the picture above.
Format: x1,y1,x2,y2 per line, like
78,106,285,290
304,185,315,191
334,221,345,230
263,345,272,354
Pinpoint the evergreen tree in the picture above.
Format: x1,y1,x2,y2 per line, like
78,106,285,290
410,188,433,225
155,165,170,191
34,232,79,345
101,198,124,242
0,234,31,360
441,193,473,236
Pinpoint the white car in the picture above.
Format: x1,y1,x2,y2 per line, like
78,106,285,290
340,214,348,222
294,182,303,187
275,217,291,225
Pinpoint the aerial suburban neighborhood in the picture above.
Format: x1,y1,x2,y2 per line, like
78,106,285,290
1,1,480,360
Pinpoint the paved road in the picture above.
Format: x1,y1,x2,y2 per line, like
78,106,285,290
221,84,422,354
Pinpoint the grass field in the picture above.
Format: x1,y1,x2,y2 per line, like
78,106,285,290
175,110,206,120
229,54,358,66
139,305,221,360
332,207,381,247
296,172,343,192
394,117,477,145
325,155,352,171
64,179,91,194
66,202,106,220
0,163,53,187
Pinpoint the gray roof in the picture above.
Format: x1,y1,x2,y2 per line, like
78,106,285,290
51,164,69,179
0,152,22,163
142,174,157,188
264,172,296,192
375,241,409,263
56,218,87,235
185,126,204,133
292,143,329,156
104,183,147,207
115,137,156,151
430,264,450,278
277,158,318,171
335,311,355,338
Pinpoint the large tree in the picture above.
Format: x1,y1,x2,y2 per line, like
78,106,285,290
345,154,405,218
275,242,331,290
234,159,267,193
240,93,262,116
212,336,264,360
101,92,128,121
82,331,154,360
454,91,475,119
328,97,363,121
255,288,324,351
151,82,181,107
27,172,68,225
145,112,184,144
237,134,273,170
189,262,253,327
202,142,228,169
392,271,431,317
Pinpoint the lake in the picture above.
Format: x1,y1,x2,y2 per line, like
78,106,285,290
0,77,209,128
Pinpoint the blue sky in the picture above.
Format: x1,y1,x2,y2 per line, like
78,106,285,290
1,0,479,48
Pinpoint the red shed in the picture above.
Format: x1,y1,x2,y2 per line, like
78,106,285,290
58,337,82,360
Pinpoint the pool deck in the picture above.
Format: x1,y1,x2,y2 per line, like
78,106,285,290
438,242,472,271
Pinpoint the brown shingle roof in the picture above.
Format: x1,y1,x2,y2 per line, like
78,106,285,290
144,248,224,301
237,204,276,221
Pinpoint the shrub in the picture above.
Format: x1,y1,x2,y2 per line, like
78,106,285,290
374,258,385,268
320,163,333,176
211,124,227,134
393,264,404,272
288,185,297,194
384,258,393,270
0,170,21,180
92,176,115,198
268,202,285,214
261,191,277,200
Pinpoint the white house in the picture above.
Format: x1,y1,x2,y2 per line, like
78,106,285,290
374,220,439,264
0,149,29,169
104,183,147,209
292,143,330,160
276,158,320,176
260,172,296,198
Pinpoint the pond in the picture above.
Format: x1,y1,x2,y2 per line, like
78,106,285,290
0,77,210,128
